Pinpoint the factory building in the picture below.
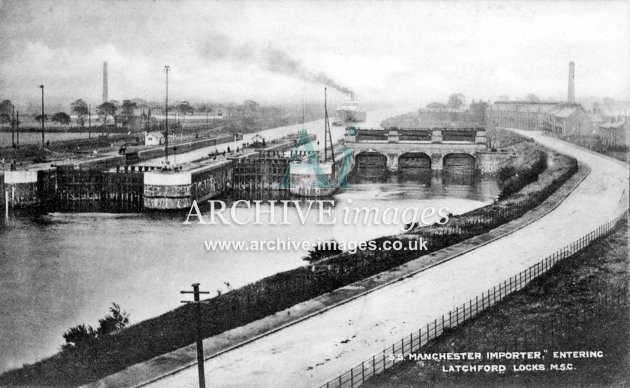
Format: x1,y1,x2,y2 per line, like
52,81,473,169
486,101,559,131
485,62,592,136
597,116,630,147
545,103,592,136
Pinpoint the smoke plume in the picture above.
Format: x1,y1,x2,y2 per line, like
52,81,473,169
201,38,354,98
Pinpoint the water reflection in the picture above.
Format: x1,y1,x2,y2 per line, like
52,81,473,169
0,172,499,372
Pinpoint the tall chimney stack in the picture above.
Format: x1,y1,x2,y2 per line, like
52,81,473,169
568,61,575,103
103,61,108,103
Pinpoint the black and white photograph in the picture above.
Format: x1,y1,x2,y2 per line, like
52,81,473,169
0,1,628,387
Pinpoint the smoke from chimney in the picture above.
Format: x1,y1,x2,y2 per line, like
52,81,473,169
201,38,354,98
568,61,575,103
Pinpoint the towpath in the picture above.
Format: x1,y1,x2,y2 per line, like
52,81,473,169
138,130,627,387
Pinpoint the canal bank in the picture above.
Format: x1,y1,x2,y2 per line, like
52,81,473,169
363,215,628,388
85,141,582,388
0,173,499,378
136,131,624,388
0,130,576,384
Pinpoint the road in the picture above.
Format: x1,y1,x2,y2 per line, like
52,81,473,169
136,105,416,167
146,130,628,388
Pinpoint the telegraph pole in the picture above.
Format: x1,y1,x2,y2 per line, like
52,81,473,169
11,105,15,147
164,65,170,165
16,110,20,148
88,103,91,138
181,283,210,388
39,85,45,149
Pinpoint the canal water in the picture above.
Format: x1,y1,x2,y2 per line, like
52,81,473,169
0,173,499,373
136,105,417,166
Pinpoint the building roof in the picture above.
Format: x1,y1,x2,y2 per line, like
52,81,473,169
600,117,627,129
554,107,577,118
146,131,164,138
494,101,560,105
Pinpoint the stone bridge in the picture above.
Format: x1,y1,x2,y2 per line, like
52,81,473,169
343,127,488,172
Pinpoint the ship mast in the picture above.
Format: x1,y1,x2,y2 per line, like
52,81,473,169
324,87,335,180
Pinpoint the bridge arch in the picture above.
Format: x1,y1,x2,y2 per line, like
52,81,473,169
398,152,431,174
443,153,476,174
354,151,388,176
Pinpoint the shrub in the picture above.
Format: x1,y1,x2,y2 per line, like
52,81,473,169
62,324,96,348
62,303,129,348
303,239,343,263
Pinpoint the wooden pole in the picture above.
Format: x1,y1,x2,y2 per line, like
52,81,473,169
181,283,210,388
11,105,15,147
16,111,20,148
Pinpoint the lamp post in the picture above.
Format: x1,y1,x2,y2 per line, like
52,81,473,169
88,103,91,139
16,110,20,148
11,105,15,148
39,85,45,149
164,65,170,165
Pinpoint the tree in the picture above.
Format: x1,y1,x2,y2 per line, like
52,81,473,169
96,302,129,336
97,102,118,126
62,303,129,348
469,100,489,124
426,102,446,111
447,93,465,109
0,99,13,115
0,113,10,129
526,94,540,102
177,101,194,116
120,100,138,126
70,99,89,127
35,114,49,123
62,324,96,348
242,100,259,112
51,112,71,125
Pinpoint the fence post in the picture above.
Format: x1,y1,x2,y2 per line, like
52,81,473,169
362,362,365,385
373,355,376,376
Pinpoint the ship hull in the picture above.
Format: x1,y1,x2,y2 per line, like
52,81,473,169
336,109,367,123
288,148,354,197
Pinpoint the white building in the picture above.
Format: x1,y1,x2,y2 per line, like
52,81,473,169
145,131,165,146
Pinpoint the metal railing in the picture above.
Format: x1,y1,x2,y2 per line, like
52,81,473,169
320,210,628,388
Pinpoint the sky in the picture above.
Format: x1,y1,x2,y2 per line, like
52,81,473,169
0,0,628,109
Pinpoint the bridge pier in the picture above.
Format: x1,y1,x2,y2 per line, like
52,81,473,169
431,153,444,171
386,153,398,171
346,127,487,173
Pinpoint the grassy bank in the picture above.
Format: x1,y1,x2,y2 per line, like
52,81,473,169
0,132,577,386
365,217,629,388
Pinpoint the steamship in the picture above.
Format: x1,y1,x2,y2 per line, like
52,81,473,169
333,95,367,125
287,88,354,197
